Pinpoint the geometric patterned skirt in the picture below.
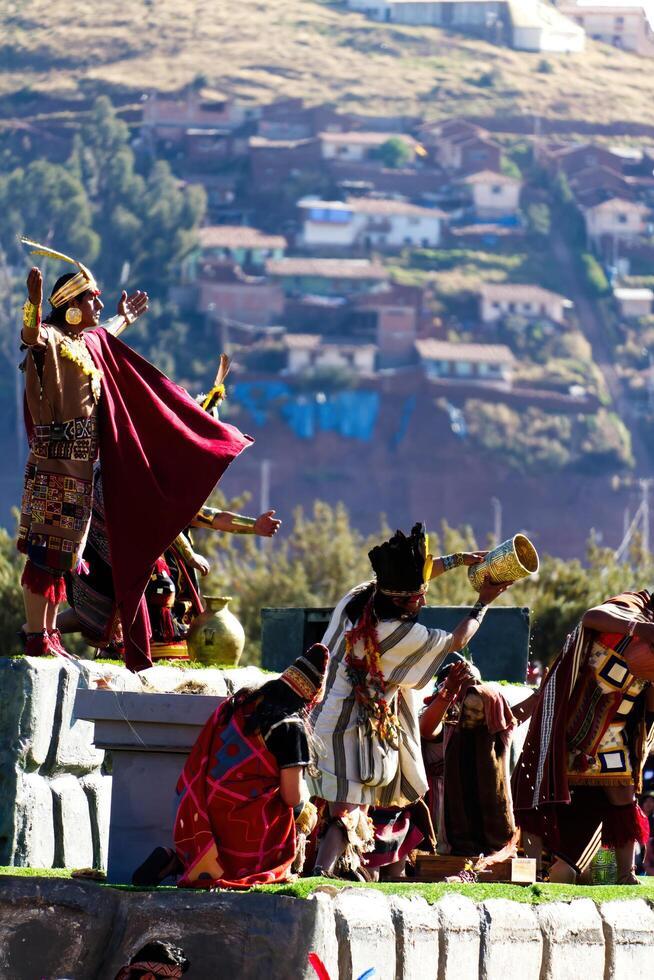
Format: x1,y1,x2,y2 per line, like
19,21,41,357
17,419,96,574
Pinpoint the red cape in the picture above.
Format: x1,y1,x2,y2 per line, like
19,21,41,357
85,328,252,671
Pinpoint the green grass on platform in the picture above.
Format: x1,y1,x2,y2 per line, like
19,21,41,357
2,868,653,904
253,877,654,905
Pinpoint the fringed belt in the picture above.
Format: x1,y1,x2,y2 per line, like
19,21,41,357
31,415,98,461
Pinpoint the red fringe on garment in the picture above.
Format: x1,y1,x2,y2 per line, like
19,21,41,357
21,560,67,603
154,556,171,576
158,607,176,642
602,802,651,847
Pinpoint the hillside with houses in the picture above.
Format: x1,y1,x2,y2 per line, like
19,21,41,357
1,1,654,556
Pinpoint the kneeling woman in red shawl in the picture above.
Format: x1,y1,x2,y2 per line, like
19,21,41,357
174,644,328,889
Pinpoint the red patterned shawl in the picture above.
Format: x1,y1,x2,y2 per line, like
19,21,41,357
174,698,297,889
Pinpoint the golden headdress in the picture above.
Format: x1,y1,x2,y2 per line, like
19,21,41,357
20,237,99,308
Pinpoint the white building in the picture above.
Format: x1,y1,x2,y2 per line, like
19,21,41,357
318,131,418,164
582,197,649,244
285,334,377,375
509,0,587,50
298,197,445,249
613,287,654,317
462,170,523,218
416,339,516,387
346,1,507,29
347,0,586,50
479,283,572,323
559,0,654,55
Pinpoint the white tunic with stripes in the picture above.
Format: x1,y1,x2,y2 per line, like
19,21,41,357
308,584,453,808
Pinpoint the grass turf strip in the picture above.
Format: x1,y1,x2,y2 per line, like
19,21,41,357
2,868,654,904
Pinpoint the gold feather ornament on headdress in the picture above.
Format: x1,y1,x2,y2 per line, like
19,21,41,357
20,237,99,308
200,353,231,412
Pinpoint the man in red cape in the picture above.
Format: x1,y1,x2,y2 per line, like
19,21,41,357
18,241,251,671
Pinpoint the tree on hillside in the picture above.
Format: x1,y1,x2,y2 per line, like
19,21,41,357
74,96,207,292
0,160,99,266
373,137,413,170
527,203,551,241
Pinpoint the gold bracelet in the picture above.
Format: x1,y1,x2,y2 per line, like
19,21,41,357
194,507,219,528
231,514,257,534
23,300,41,333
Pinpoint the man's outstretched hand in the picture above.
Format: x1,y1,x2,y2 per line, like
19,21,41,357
118,289,148,325
254,511,282,537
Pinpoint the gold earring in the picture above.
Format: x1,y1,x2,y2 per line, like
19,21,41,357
65,307,82,326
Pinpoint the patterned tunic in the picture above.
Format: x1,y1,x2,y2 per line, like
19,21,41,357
566,630,646,785
17,325,100,573
308,584,452,808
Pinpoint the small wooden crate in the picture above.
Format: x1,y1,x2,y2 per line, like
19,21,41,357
413,854,513,882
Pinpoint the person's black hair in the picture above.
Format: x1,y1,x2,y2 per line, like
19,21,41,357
45,273,93,328
221,678,305,736
345,580,420,626
127,939,190,975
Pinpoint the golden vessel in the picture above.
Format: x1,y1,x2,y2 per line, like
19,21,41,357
468,534,539,592
187,596,245,667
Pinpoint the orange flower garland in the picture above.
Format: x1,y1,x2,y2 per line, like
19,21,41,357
344,596,400,745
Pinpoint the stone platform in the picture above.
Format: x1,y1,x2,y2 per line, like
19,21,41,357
0,877,653,980
0,657,269,872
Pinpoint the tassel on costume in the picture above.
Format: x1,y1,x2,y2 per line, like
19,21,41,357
21,560,67,604
159,606,176,642
602,801,651,847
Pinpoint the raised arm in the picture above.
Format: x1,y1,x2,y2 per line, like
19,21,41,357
191,506,281,538
449,579,511,652
22,267,46,347
582,603,654,646
419,660,472,738
429,551,487,580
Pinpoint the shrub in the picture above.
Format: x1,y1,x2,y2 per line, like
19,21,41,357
581,253,610,296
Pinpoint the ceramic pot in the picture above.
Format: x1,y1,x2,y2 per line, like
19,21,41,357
187,596,245,667
468,533,539,592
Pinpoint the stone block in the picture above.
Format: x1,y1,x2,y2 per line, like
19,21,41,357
52,663,105,775
434,893,480,980
20,658,63,770
334,888,396,980
0,876,119,980
538,899,605,980
11,770,55,868
220,665,274,693
81,771,112,871
480,898,542,980
50,774,94,869
102,890,337,980
140,665,231,696
0,657,62,772
600,899,654,980
390,895,439,979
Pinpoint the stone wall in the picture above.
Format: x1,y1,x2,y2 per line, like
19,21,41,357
0,658,270,871
0,878,653,980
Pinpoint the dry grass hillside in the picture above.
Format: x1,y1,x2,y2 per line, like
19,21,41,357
0,0,653,127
